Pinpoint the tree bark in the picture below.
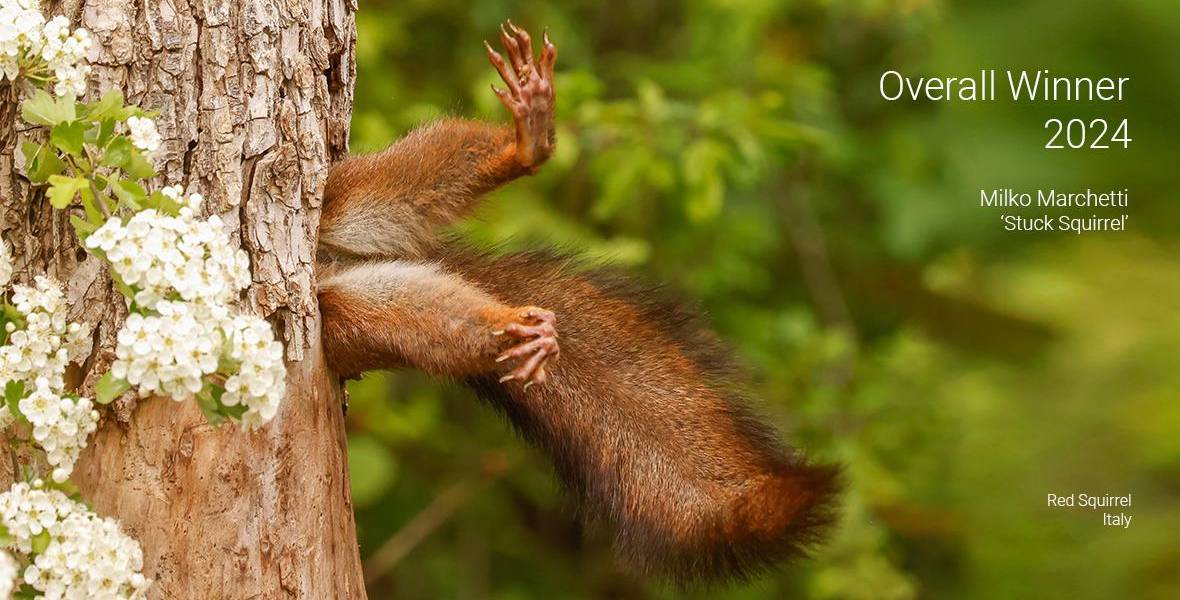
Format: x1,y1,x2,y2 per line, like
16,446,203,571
0,0,365,597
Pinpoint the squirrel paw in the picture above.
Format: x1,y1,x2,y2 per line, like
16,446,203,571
494,306,559,389
484,21,557,171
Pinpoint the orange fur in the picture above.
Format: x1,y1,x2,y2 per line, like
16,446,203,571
320,119,522,260
316,251,841,583
315,23,838,584
442,249,839,582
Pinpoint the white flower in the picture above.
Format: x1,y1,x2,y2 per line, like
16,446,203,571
17,378,98,482
87,189,285,430
0,550,16,599
221,314,285,430
0,277,94,469
0,0,45,82
0,277,91,392
37,15,90,97
161,185,202,213
109,303,285,429
0,277,95,478
111,301,220,401
108,301,284,426
0,238,12,291
0,481,149,598
51,60,88,97
125,116,161,155
0,3,90,97
86,205,250,311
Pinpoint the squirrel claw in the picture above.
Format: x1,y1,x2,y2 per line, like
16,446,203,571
495,305,559,388
485,21,556,170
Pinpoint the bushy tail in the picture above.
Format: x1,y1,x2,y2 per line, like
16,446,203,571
436,246,841,583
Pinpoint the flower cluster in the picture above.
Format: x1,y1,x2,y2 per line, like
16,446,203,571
110,301,222,399
0,482,148,598
89,187,284,430
124,116,161,156
0,0,50,80
0,276,90,392
221,314,285,429
0,0,90,97
85,193,250,309
0,276,96,481
39,15,90,97
108,302,284,430
19,378,99,482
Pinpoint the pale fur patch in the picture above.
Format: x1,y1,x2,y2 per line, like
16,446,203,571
318,260,501,308
318,199,426,259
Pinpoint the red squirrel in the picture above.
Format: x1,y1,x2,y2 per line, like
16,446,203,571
317,22,839,583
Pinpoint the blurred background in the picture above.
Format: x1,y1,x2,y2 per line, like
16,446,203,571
342,1,1180,598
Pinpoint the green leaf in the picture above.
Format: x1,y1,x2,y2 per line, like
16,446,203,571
204,382,248,421
29,152,67,183
124,150,156,180
45,478,79,497
197,383,226,425
20,142,40,164
80,90,125,121
95,371,130,405
101,136,133,168
149,190,183,215
592,150,647,221
5,379,23,404
20,89,75,126
112,275,135,300
110,178,147,211
4,380,25,424
46,175,86,209
0,523,11,547
70,215,99,239
1,305,22,325
79,185,104,224
197,396,225,425
50,121,86,157
95,118,116,148
24,143,67,184
30,529,50,554
220,402,248,420
682,139,727,222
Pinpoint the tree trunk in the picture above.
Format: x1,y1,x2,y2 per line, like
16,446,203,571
0,0,365,597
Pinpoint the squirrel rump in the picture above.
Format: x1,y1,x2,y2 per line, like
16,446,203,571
316,22,839,584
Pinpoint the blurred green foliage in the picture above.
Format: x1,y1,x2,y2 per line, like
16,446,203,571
343,0,1180,598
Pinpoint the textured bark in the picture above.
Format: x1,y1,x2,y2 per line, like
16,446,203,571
0,0,365,596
